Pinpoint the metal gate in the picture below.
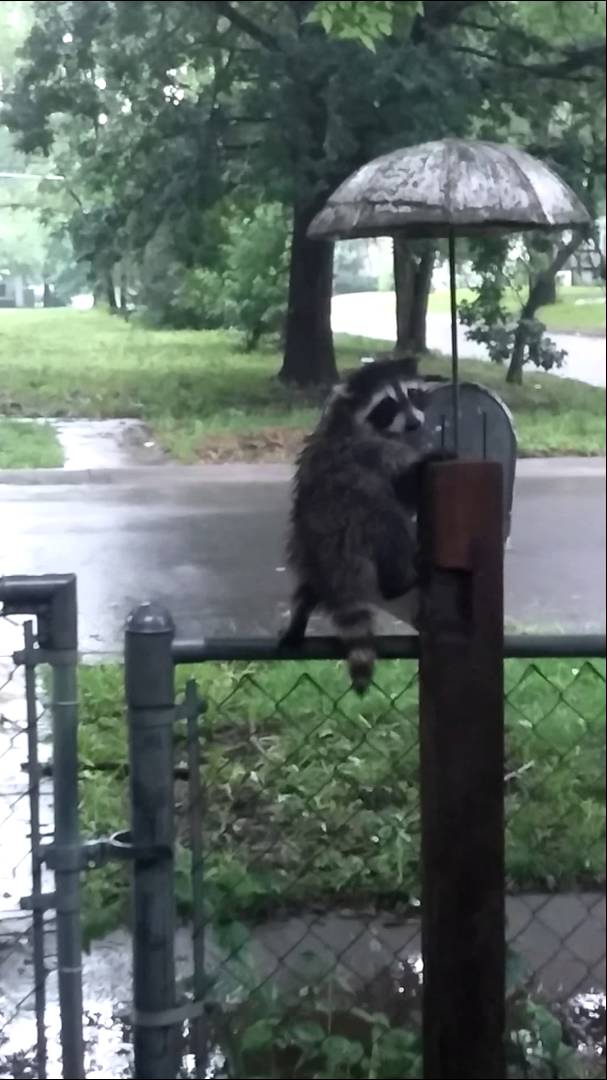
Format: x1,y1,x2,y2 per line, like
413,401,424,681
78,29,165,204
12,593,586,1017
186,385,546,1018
0,575,83,1080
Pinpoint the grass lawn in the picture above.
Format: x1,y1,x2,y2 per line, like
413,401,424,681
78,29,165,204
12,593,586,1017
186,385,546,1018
428,284,606,335
78,656,605,942
0,307,604,463
0,417,63,468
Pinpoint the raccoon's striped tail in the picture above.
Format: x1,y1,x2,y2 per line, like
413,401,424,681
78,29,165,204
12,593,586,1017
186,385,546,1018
333,606,376,696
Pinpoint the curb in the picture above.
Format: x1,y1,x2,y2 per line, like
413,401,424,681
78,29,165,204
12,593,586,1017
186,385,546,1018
0,458,604,486
0,463,294,485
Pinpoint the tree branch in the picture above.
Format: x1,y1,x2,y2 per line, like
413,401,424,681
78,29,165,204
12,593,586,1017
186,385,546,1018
452,43,603,83
212,1,282,51
412,0,482,42
425,1,483,28
523,231,587,320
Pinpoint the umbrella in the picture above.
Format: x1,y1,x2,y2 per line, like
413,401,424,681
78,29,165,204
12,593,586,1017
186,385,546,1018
309,138,592,449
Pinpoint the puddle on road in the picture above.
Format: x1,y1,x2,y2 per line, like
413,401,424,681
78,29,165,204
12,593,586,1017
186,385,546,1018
0,945,604,1078
14,418,167,470
51,419,167,470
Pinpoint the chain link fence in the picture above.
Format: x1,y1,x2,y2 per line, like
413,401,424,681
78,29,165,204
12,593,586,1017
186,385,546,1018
0,613,53,1078
161,649,605,1079
1,583,604,1078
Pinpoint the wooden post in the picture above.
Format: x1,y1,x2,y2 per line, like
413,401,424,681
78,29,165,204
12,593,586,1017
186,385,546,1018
418,460,505,1080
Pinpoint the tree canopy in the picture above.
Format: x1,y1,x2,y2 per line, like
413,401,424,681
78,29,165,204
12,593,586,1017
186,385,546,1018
3,0,604,379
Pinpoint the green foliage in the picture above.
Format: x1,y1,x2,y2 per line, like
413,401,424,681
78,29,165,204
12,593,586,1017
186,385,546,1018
141,202,290,345
0,207,45,280
505,946,601,1079
201,943,600,1079
220,202,291,350
171,203,290,346
307,1,422,50
168,267,227,332
459,237,572,377
3,0,604,382
43,231,89,303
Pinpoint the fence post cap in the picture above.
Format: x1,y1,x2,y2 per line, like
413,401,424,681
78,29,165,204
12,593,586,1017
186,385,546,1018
125,602,175,635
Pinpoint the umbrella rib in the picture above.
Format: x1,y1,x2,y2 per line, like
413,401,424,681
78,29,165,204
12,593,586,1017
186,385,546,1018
495,144,548,225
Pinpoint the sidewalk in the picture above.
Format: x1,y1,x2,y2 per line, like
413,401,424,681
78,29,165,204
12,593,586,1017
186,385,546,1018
0,457,604,486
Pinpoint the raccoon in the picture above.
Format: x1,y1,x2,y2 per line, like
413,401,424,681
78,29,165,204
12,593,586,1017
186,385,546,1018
280,359,449,694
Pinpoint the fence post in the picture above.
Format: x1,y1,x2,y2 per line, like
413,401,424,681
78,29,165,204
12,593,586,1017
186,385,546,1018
418,461,505,1080
23,621,48,1080
125,602,178,1080
47,576,85,1080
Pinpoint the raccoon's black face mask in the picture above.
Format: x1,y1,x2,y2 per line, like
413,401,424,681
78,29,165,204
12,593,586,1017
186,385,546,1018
361,381,429,438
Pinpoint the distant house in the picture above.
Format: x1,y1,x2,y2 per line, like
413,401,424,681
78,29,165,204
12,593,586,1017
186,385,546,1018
561,215,605,286
0,273,38,308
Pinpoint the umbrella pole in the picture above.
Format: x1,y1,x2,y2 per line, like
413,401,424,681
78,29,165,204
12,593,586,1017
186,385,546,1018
448,229,460,454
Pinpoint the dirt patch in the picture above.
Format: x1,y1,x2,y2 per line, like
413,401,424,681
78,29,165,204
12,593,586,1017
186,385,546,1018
195,427,306,463
193,427,604,465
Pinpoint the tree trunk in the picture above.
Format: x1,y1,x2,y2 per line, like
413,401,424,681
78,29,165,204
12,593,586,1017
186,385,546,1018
106,270,118,312
394,237,415,351
119,266,129,314
411,246,434,351
506,320,528,386
533,274,556,307
393,238,434,367
279,204,337,386
507,232,584,384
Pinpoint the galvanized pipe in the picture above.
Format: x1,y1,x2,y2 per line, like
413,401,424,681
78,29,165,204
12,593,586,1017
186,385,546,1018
172,633,606,665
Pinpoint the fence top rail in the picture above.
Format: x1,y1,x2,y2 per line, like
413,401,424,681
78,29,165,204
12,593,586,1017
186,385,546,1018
171,633,607,665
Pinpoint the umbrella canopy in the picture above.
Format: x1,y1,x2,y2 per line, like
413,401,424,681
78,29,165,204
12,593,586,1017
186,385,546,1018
309,139,591,451
308,138,591,240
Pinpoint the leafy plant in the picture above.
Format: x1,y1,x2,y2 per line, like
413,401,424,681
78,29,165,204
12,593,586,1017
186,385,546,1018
308,1,423,50
505,946,602,1079
220,203,291,351
459,238,568,380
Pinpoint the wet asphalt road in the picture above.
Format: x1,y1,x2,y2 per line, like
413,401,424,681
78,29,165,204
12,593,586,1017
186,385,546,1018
1,464,604,653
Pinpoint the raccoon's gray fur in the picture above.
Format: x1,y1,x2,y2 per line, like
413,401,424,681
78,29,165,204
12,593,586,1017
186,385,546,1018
280,359,449,694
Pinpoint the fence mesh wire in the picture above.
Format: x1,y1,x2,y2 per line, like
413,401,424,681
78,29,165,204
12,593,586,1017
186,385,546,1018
0,613,55,1079
167,654,605,1079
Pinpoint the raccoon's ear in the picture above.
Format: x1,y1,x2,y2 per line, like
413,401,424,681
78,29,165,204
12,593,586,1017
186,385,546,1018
406,383,432,409
325,383,354,410
332,383,353,399
320,382,352,420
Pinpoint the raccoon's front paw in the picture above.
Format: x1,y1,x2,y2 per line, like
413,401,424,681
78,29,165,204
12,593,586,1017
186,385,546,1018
423,448,457,465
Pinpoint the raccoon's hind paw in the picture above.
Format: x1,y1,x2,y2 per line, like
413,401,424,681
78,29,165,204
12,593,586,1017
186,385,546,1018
347,646,375,696
277,624,306,650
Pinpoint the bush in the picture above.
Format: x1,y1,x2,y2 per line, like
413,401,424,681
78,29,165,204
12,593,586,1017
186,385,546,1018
220,202,290,350
170,266,227,331
138,203,290,347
